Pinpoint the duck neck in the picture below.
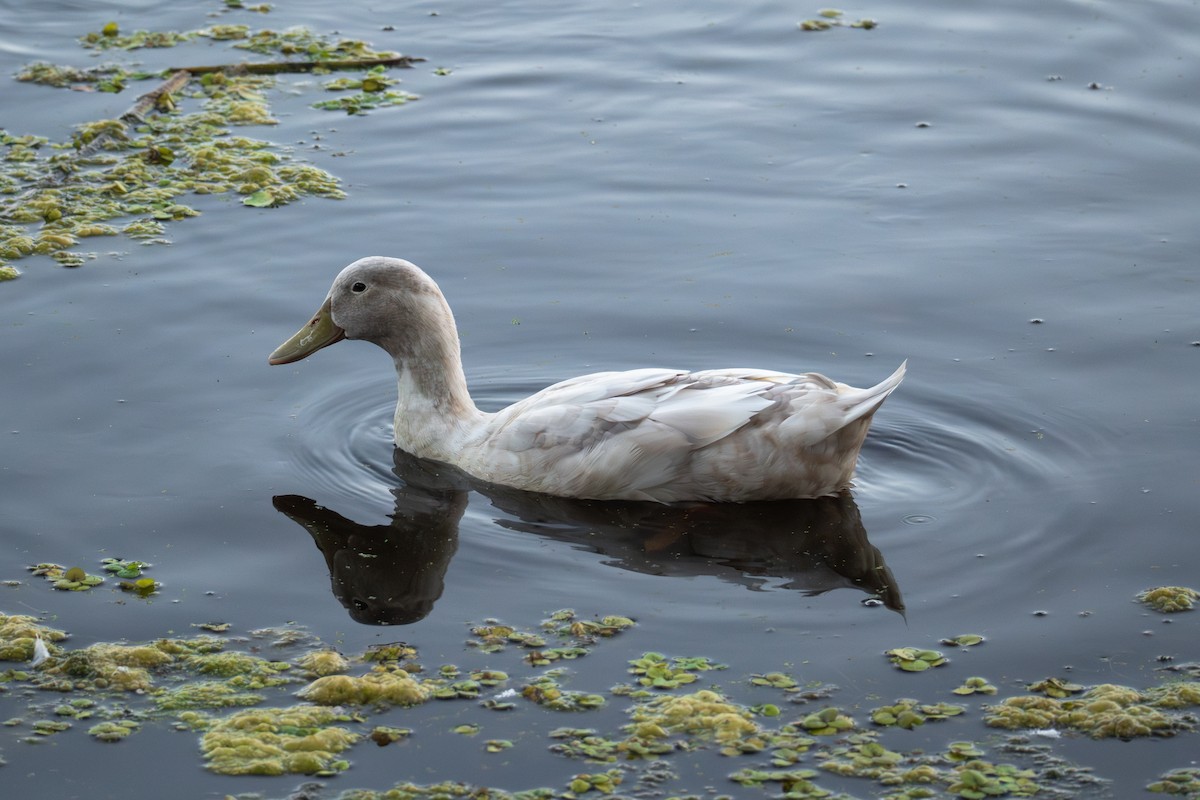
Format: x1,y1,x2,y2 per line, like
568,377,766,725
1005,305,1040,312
386,324,482,461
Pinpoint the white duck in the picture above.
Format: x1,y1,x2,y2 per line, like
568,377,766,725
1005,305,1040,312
269,257,905,503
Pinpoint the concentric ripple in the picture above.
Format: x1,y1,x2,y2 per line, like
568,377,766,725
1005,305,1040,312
284,370,397,508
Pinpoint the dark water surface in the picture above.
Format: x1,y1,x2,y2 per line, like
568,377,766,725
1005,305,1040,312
2,0,1198,797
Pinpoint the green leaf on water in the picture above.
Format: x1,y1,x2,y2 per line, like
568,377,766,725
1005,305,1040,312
242,189,274,207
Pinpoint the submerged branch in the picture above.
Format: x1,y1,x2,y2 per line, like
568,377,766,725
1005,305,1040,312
167,55,424,75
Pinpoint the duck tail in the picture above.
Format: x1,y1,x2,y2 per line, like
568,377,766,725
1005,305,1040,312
841,360,906,423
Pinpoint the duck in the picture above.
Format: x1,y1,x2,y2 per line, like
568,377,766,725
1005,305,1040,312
269,256,905,503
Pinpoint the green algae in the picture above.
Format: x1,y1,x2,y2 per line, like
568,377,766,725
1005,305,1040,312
1027,677,1085,698
0,612,68,662
1138,586,1200,613
2,13,422,278
953,676,999,696
750,671,799,690
88,719,140,742
155,681,265,710
628,651,726,690
200,704,358,775
1148,766,1200,796
184,650,293,688
297,667,430,707
798,10,878,31
986,681,1199,738
100,557,151,579
522,674,607,712
885,647,948,672
628,689,762,754
27,562,105,591
296,649,350,677
3,598,1196,798
870,698,965,729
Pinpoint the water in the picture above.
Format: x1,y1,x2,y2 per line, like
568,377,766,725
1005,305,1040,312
2,0,1198,797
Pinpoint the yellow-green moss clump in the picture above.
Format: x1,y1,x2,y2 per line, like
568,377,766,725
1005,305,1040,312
0,612,68,661
182,650,293,688
986,681,1200,738
46,642,174,691
297,667,430,707
155,680,265,711
200,704,358,775
295,649,350,677
627,689,762,754
1137,586,1199,613
2,16,426,278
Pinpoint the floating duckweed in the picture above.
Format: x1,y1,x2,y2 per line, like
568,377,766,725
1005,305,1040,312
730,766,831,798
33,718,72,735
986,682,1192,738
363,642,419,663
627,689,761,755
566,770,623,795
799,706,856,736
525,646,590,666
1027,677,1085,698
816,732,904,781
117,577,161,596
2,16,424,278
885,647,948,672
941,634,985,647
369,725,412,746
80,27,198,51
28,562,106,591
311,89,419,115
155,681,265,710
947,758,1040,798
323,66,399,92
1147,767,1200,795
798,12,878,31
295,649,350,677
628,652,725,690
88,719,140,742
1146,681,1200,709
1137,586,1199,613
750,671,798,689
199,704,358,775
184,651,293,688
522,675,606,711
0,613,68,663
120,219,166,239
870,699,964,729
953,676,999,696
47,644,167,691
297,667,430,707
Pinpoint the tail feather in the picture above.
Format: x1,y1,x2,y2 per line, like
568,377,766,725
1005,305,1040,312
841,360,906,423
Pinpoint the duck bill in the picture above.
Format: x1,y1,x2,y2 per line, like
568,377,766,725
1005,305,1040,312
268,297,347,365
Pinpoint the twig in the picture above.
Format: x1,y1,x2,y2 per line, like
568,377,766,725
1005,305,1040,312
167,55,424,75
70,69,191,161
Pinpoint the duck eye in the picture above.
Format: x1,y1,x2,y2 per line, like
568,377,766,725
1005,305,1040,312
351,281,367,293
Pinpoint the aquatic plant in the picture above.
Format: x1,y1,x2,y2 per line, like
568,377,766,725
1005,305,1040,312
296,666,430,707
199,704,359,775
1138,586,1199,613
986,682,1198,738
1,10,422,279
885,646,948,672
870,698,965,729
0,612,68,662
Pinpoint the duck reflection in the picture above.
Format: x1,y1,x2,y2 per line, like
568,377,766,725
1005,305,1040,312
273,450,903,626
